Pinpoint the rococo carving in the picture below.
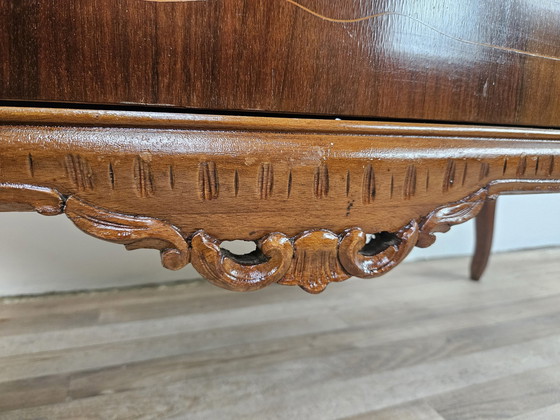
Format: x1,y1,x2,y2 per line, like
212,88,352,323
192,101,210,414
0,182,553,293
65,196,190,271
417,189,488,248
191,230,293,292
1,107,560,294
339,221,419,278
279,230,351,294
0,183,65,216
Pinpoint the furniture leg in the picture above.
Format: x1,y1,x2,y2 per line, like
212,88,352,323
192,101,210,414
470,198,497,281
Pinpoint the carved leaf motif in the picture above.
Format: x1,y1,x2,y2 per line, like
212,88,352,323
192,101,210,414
0,183,65,216
339,221,419,278
417,188,488,248
279,230,351,294
65,196,190,270
0,182,502,293
190,231,293,292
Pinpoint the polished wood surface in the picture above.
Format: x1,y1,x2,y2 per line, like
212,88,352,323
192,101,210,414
471,198,497,281
1,107,559,292
1,107,559,242
2,1,560,127
2,248,560,419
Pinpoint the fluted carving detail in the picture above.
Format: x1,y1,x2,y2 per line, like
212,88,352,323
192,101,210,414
279,230,350,293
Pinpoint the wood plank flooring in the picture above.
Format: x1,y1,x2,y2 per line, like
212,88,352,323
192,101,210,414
1,248,560,419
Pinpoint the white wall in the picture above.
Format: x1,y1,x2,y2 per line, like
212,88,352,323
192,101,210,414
410,193,560,260
0,194,559,296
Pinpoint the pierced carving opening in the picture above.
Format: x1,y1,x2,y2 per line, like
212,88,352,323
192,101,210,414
359,231,400,256
220,240,268,266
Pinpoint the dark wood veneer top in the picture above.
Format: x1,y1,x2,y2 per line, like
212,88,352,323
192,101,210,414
2,0,560,127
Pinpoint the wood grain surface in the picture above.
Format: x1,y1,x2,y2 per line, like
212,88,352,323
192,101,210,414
470,198,497,281
1,248,560,419
2,0,560,127
1,107,559,241
1,107,559,292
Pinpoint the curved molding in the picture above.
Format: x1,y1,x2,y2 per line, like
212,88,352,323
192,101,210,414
1,107,560,293
0,183,64,216
2,111,560,240
190,230,293,292
65,196,190,270
1,181,559,293
339,221,419,278
417,189,488,248
488,179,560,195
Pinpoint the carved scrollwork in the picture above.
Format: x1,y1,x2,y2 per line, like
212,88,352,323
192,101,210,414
190,231,294,292
0,184,489,293
279,230,351,294
65,196,190,270
417,189,488,248
0,182,530,293
0,183,65,216
339,221,419,278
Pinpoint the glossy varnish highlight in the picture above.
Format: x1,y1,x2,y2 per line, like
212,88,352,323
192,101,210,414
1,107,560,241
2,0,560,127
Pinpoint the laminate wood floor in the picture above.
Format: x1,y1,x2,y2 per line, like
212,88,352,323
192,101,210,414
1,248,560,420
